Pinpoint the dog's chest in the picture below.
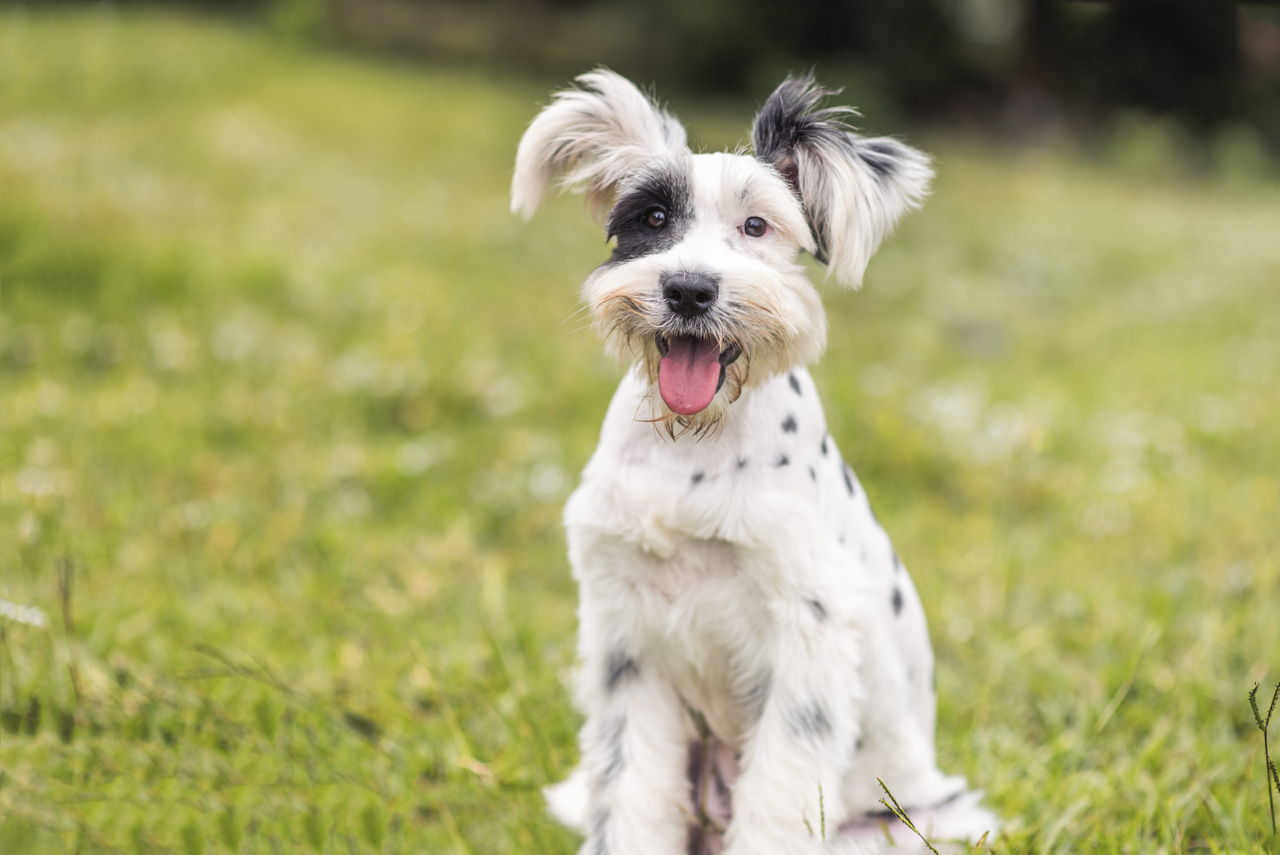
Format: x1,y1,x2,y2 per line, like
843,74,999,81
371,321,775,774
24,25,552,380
565,367,880,731
628,536,772,738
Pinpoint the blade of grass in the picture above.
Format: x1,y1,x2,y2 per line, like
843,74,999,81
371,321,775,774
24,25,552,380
877,778,940,855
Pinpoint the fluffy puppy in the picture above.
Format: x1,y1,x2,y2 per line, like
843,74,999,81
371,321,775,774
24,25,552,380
513,70,997,855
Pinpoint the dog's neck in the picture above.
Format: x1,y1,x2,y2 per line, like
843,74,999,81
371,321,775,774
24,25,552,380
605,364,825,460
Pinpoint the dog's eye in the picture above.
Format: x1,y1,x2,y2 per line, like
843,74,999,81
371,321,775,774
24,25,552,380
643,207,667,229
743,216,768,237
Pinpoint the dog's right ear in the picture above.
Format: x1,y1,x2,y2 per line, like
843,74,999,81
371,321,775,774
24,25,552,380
511,69,688,221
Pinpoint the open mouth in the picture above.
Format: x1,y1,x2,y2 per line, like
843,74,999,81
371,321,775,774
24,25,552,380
655,333,743,415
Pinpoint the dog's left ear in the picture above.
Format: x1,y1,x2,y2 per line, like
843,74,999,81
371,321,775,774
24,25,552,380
752,74,933,288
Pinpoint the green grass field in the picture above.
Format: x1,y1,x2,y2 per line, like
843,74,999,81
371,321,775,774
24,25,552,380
2,8,1279,853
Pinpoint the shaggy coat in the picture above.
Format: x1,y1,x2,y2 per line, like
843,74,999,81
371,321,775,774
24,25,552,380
513,70,997,855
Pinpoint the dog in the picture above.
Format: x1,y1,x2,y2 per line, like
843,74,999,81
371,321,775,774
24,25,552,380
511,70,998,855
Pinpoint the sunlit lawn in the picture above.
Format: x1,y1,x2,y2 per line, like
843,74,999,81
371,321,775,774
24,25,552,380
2,8,1278,853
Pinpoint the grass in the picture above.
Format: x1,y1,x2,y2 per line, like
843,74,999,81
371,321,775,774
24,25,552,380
1248,682,1280,837
2,7,1279,853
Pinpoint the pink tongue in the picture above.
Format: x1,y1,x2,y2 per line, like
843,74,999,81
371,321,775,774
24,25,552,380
658,336,722,415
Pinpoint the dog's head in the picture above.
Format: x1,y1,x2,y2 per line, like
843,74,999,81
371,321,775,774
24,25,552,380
512,70,931,432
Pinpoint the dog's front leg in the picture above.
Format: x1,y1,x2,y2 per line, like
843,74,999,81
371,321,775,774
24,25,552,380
724,601,861,855
574,583,692,855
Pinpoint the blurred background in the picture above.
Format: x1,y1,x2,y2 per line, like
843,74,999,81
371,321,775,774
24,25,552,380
3,1,1279,853
217,0,1280,162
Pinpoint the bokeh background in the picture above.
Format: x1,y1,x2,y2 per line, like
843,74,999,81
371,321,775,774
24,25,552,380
3,1,1279,852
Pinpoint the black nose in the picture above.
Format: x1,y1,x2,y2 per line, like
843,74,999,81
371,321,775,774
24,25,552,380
662,271,720,319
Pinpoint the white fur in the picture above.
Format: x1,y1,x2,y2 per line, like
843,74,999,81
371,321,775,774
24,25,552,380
514,70,996,855
511,69,688,220
795,132,933,288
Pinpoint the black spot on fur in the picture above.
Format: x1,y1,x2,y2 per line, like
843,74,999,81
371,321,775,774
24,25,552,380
789,372,802,395
820,435,828,456
782,414,798,433
737,456,749,469
606,165,693,263
604,650,638,692
843,463,857,496
775,454,789,467
808,466,817,482
855,737,865,751
891,586,904,616
806,599,827,621
789,702,832,740
691,471,704,485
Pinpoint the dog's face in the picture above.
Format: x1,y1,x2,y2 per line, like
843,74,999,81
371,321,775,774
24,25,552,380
512,70,932,431
586,152,821,425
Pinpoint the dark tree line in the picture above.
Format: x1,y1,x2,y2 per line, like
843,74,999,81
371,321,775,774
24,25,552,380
114,0,1280,153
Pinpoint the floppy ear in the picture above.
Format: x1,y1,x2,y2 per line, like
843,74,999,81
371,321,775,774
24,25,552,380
511,69,689,220
752,74,932,287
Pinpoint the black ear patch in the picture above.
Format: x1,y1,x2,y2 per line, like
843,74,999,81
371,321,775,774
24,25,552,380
750,74,925,279
752,75,906,187
753,75,838,191
858,138,911,183
751,75,854,264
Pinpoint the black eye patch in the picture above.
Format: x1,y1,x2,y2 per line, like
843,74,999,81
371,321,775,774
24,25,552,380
605,165,693,263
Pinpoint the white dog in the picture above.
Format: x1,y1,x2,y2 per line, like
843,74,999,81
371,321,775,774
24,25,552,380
512,70,998,855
